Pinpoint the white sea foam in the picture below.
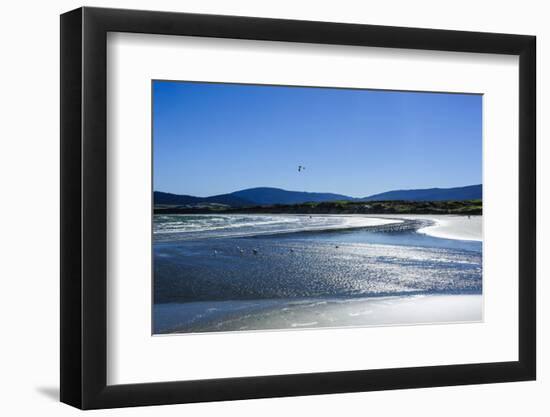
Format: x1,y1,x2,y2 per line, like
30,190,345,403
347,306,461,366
154,214,402,241
291,321,319,328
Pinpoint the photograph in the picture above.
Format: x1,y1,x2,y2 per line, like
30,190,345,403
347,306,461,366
152,80,483,335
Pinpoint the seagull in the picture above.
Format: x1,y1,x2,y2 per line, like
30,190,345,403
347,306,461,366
298,165,306,172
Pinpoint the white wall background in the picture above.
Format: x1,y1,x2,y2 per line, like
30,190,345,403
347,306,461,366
0,0,545,415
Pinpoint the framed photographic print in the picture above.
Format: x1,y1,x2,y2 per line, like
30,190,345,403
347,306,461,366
60,7,536,409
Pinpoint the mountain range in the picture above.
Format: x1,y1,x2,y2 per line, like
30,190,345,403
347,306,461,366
362,184,482,202
154,184,482,207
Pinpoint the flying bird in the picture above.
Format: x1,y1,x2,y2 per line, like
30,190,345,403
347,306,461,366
298,165,306,172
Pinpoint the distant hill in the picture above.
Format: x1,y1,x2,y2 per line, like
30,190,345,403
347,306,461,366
362,184,482,202
154,184,482,207
229,187,351,205
154,191,253,207
155,187,351,207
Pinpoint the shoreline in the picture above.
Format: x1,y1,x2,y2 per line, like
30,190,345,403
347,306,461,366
155,294,482,334
419,216,482,241
361,214,482,242
154,213,481,242
153,214,482,334
154,214,406,242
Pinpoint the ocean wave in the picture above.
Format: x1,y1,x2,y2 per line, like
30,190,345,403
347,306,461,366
153,214,401,241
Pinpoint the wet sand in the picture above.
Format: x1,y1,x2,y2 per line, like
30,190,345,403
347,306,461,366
155,294,482,334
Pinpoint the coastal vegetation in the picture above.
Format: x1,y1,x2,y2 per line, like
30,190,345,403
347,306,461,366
154,199,482,215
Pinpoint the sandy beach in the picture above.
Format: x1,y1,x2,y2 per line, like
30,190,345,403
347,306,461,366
418,215,482,241
155,294,482,334
363,214,482,242
154,213,482,334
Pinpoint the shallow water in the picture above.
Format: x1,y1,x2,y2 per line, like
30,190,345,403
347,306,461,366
154,295,482,333
153,214,482,333
153,213,399,241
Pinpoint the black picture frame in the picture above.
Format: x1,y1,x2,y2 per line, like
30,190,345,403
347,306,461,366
60,6,536,410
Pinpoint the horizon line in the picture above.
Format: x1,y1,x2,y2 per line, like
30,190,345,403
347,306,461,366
153,183,482,199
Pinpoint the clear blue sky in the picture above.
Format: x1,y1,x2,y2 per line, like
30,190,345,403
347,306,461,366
153,81,482,198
